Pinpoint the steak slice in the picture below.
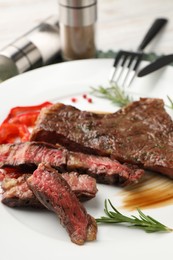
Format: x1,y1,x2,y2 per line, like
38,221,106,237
27,163,97,245
1,174,43,208
62,172,97,201
30,99,173,178
0,142,144,185
1,170,97,207
0,141,67,171
67,151,143,186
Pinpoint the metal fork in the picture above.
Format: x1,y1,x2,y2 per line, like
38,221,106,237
109,18,168,88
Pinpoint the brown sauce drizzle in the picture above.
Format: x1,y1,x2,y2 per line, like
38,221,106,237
119,171,173,211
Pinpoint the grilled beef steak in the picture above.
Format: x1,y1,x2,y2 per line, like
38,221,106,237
1,170,97,207
30,99,173,178
1,174,43,208
62,172,97,201
0,141,66,170
0,142,144,186
27,163,97,245
67,151,143,185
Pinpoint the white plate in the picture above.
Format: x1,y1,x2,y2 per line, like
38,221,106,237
0,59,173,260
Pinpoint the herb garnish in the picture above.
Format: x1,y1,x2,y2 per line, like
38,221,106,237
91,83,132,107
91,83,173,111
96,199,172,233
167,96,173,109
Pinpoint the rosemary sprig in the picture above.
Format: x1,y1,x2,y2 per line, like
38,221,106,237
96,199,172,233
167,95,173,109
91,83,132,107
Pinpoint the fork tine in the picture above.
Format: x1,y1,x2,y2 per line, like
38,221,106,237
115,54,131,85
121,53,142,88
110,51,142,88
126,55,143,87
109,51,125,82
112,55,127,82
109,18,168,88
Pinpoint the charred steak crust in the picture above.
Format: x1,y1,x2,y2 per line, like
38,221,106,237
27,163,97,245
0,141,144,185
30,99,173,178
30,103,104,155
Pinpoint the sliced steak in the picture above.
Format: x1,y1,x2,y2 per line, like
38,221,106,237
62,172,97,201
0,141,66,171
0,142,144,185
30,99,173,178
1,174,43,208
27,163,97,245
1,170,97,207
67,151,143,185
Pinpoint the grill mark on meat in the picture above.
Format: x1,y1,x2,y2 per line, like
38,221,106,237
1,170,98,207
30,99,173,178
26,163,97,245
0,142,144,186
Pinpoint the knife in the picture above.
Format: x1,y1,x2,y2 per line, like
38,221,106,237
138,54,173,77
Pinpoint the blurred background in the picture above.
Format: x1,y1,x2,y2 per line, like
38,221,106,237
0,0,173,55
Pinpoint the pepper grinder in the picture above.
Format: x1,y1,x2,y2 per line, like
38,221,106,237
58,0,97,61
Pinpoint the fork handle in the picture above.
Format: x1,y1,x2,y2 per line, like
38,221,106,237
137,18,168,51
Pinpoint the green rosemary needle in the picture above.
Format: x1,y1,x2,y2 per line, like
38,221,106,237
167,95,173,109
96,199,172,233
91,83,132,107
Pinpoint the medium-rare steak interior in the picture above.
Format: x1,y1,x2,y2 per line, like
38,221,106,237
1,170,98,207
0,141,144,186
27,163,97,245
30,99,173,178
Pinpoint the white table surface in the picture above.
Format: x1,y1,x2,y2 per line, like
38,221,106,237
0,0,173,55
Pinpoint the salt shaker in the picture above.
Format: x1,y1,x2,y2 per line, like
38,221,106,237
0,15,61,82
58,0,97,61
